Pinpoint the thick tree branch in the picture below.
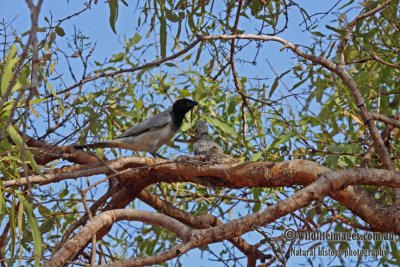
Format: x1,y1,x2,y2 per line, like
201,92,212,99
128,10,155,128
7,156,400,190
2,156,164,187
138,189,271,263
43,209,192,267
26,136,99,165
6,155,400,237
51,168,400,267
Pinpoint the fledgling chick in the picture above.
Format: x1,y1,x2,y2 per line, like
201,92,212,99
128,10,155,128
193,120,223,155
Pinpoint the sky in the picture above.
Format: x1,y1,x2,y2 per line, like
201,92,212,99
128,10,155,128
0,0,342,88
0,1,383,266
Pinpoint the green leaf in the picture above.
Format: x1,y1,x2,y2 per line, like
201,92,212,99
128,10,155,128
110,52,124,62
194,43,204,65
188,12,196,32
339,0,355,10
325,24,345,34
251,152,262,161
251,0,262,16
271,130,296,147
292,78,308,90
180,120,193,132
38,205,52,218
0,187,5,229
41,71,65,118
208,118,236,136
1,44,19,94
128,33,142,47
269,78,279,98
19,195,42,267
39,219,54,234
54,26,65,37
108,0,119,34
269,69,290,98
58,188,69,199
311,31,326,37
160,15,167,58
252,202,261,212
49,61,56,75
8,125,42,175
252,188,262,212
165,9,181,22
136,67,151,81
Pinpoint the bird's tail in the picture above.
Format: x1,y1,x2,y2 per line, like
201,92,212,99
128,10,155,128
73,141,137,150
73,142,111,149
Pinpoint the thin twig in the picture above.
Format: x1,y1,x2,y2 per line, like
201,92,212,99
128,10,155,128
337,0,394,66
81,191,97,266
46,38,202,98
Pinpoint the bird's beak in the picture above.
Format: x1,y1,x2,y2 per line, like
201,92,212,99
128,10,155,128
192,101,199,107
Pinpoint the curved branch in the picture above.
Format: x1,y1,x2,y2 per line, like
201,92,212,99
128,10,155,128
138,189,271,263
95,168,400,267
7,155,400,248
43,209,192,267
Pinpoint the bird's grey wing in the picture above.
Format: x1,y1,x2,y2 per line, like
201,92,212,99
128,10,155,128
115,109,172,139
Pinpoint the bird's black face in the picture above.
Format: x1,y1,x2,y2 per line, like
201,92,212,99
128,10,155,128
172,98,199,115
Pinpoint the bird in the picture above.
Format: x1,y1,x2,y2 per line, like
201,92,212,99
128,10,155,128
75,98,198,155
193,120,223,155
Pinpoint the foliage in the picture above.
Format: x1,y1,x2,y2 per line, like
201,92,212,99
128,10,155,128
0,0,399,266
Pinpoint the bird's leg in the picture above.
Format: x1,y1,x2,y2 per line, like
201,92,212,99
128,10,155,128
150,152,168,159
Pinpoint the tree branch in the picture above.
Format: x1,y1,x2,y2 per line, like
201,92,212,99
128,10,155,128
55,168,400,267
337,0,394,65
137,189,271,263
55,185,121,251
371,113,400,128
48,38,202,98
6,155,400,237
198,33,396,200
0,0,44,141
44,209,192,267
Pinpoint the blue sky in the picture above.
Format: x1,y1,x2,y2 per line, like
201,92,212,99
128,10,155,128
1,0,342,87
